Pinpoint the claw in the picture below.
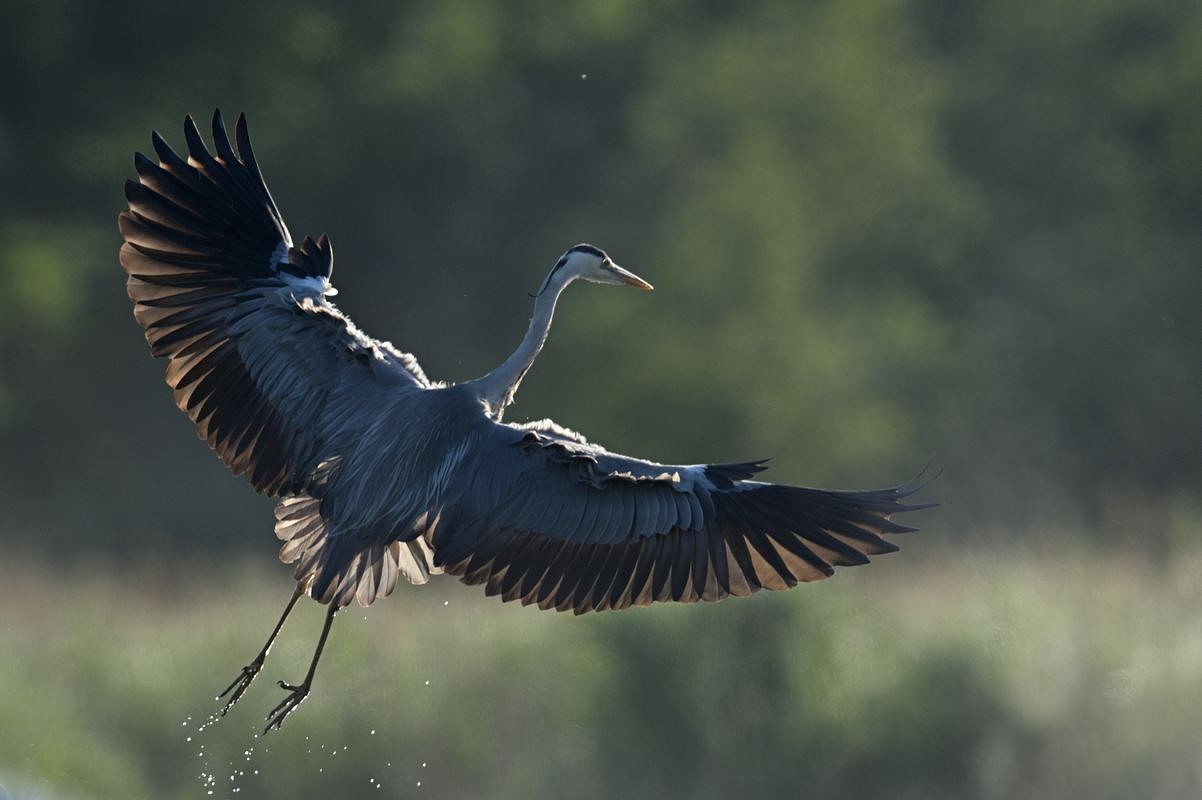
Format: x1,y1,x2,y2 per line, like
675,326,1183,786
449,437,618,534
218,655,265,716
263,680,311,734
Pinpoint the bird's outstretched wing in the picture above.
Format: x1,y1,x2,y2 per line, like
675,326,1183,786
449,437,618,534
433,418,932,614
119,111,433,496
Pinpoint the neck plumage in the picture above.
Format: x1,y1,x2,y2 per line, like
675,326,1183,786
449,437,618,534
472,272,569,419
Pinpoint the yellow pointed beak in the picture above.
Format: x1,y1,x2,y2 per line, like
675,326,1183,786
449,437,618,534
608,261,654,291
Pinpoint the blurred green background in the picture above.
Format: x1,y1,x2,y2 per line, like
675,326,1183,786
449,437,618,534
1,0,1199,797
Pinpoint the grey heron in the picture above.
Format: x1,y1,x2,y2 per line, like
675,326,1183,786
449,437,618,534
118,111,932,733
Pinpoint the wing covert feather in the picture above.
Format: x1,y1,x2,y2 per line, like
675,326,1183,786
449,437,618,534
436,418,931,613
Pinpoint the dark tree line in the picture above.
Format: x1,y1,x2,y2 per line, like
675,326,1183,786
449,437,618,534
1,0,1198,554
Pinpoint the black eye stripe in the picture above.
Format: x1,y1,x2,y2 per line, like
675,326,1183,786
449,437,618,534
535,245,607,297
567,243,606,259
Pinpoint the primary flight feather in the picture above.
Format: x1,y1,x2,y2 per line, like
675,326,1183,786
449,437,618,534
119,110,932,732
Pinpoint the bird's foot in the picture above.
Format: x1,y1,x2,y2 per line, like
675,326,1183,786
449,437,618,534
263,679,310,734
218,654,265,716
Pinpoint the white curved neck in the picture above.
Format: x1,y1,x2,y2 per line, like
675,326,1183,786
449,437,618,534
471,270,571,419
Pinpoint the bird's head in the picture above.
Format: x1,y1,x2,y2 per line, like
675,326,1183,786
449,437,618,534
534,243,654,297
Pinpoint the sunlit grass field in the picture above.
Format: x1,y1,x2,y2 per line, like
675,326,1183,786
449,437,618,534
3,540,1201,799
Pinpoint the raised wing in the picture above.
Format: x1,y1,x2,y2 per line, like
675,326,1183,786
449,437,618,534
119,111,433,496
433,418,931,614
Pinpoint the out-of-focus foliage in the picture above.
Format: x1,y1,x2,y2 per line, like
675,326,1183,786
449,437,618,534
0,0,1196,554
1,0,1200,797
3,552,1202,799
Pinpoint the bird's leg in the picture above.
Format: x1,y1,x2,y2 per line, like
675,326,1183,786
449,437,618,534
218,585,304,716
263,602,339,734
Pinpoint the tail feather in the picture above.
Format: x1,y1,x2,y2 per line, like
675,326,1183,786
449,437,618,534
274,495,440,608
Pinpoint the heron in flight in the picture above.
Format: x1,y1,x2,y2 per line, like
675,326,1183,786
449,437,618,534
118,111,931,733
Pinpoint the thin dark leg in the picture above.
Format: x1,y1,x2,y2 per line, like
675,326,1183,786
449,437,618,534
218,585,304,716
263,602,339,734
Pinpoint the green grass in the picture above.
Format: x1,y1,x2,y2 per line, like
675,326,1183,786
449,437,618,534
2,542,1201,799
